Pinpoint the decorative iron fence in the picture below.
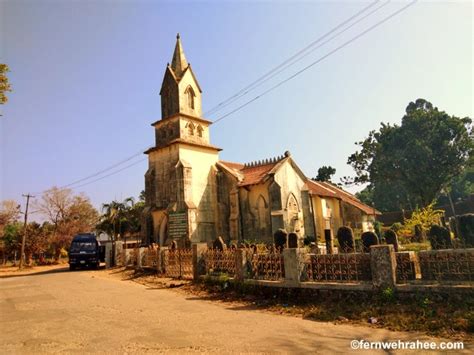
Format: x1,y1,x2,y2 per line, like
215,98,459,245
142,248,159,269
303,253,371,282
163,248,193,279
418,248,474,282
249,250,285,281
203,249,236,276
395,252,419,283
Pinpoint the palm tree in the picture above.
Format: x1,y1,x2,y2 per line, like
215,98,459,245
99,198,135,240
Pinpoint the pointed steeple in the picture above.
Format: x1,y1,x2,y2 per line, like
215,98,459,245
170,33,188,79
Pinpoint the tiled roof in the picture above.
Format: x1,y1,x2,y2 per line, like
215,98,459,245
219,160,280,186
219,160,245,171
305,180,338,198
239,162,278,186
319,181,381,215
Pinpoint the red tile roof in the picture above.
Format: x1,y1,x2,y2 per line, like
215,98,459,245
319,181,381,215
219,160,245,171
219,160,280,186
219,159,379,215
305,180,338,198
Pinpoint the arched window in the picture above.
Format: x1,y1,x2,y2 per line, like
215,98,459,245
187,121,195,136
256,195,268,230
185,86,195,110
287,194,299,218
196,125,203,138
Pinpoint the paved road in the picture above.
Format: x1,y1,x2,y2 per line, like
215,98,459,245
0,267,470,354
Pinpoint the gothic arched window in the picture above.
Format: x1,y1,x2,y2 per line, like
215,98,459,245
185,86,195,110
196,125,203,138
187,121,195,136
256,195,268,230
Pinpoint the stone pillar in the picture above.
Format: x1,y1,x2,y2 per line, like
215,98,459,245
370,245,396,289
105,242,114,268
324,229,334,254
158,247,168,274
115,241,123,266
234,249,248,281
192,243,208,281
283,248,307,286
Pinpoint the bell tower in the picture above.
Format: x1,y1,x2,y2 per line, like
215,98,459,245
160,33,202,119
144,34,221,247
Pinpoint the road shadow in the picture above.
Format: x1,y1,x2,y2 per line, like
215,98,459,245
0,265,106,279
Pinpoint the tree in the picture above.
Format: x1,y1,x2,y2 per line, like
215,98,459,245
0,199,20,235
347,99,473,210
313,166,336,182
0,64,12,105
97,196,144,238
36,187,98,259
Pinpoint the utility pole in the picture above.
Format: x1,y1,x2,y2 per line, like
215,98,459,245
19,193,34,270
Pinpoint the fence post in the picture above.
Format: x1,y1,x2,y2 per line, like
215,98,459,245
192,243,207,281
370,245,396,289
137,248,143,269
235,249,248,281
159,247,168,274
283,248,307,286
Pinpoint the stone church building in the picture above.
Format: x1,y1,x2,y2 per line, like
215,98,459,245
142,35,379,247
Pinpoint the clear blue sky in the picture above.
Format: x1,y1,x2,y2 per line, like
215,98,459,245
1,0,472,216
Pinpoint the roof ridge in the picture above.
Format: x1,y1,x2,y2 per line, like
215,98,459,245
243,151,291,168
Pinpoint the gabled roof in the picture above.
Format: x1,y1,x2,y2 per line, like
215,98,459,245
240,162,278,186
318,181,381,215
304,180,338,198
218,152,305,187
219,160,279,186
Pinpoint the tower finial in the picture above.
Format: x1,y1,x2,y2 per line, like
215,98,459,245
171,34,188,79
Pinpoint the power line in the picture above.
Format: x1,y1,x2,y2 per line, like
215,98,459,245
207,0,390,117
70,158,147,190
204,0,381,117
213,0,417,125
29,1,416,193
61,148,145,188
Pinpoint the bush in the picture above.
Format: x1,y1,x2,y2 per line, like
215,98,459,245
374,221,383,240
336,226,355,253
361,231,379,252
390,222,403,233
457,213,474,247
428,225,452,250
383,229,399,252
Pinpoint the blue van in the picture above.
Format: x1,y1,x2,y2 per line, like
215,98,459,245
68,233,102,270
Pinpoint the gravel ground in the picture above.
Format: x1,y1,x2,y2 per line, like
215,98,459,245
0,265,471,354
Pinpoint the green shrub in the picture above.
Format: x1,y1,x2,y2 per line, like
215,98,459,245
336,226,355,253
457,213,474,247
390,222,403,233
361,231,379,252
374,221,383,240
383,229,399,252
428,225,452,250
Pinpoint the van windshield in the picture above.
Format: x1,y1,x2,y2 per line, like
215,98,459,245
70,241,96,252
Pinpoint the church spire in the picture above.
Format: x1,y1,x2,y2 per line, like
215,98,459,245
170,33,188,79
